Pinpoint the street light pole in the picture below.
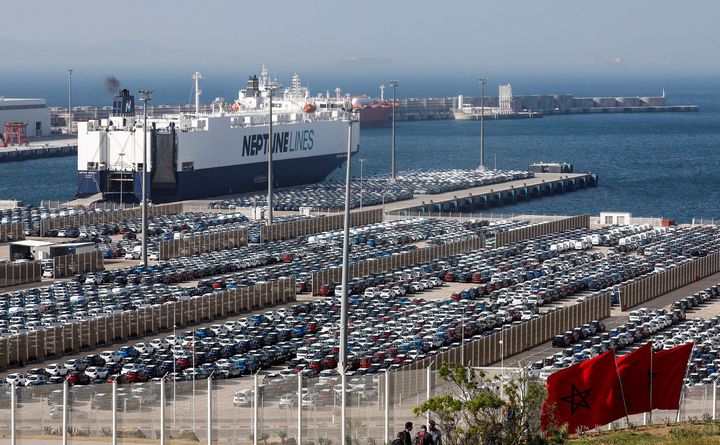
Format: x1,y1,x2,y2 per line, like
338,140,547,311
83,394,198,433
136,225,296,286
339,109,357,445
67,69,73,135
359,158,365,209
389,80,399,182
138,90,153,267
267,85,277,225
479,78,486,169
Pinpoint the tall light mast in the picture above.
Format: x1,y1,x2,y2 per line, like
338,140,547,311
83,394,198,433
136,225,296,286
193,72,202,115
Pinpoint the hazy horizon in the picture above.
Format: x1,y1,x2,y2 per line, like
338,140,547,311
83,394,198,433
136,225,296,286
2,0,718,105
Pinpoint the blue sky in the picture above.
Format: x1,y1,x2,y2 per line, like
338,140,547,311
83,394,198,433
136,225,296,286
2,0,719,104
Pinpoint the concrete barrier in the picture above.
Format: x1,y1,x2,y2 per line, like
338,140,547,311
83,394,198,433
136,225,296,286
494,214,590,247
260,208,384,242
0,222,24,242
0,261,42,288
158,228,249,259
52,250,104,279
0,277,296,370
620,252,720,310
311,236,486,295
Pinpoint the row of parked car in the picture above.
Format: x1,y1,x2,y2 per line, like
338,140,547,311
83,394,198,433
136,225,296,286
208,169,534,211
541,283,720,385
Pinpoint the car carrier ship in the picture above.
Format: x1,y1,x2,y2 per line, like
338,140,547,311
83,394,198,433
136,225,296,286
76,66,360,203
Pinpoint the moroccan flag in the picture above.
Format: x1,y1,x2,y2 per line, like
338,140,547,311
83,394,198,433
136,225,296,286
616,342,653,415
542,350,626,434
652,342,693,410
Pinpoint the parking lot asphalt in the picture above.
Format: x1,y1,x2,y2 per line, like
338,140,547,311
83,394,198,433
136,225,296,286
498,270,720,368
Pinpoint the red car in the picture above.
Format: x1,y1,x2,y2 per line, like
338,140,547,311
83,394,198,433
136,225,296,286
67,370,90,385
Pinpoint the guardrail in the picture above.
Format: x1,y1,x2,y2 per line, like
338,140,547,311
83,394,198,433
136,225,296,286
158,228,249,260
311,236,486,295
620,252,720,310
0,261,42,288
52,251,104,279
494,214,590,247
0,277,296,370
260,208,384,242
0,222,24,242
38,203,184,233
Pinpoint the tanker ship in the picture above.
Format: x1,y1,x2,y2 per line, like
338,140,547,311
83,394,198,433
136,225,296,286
76,67,360,203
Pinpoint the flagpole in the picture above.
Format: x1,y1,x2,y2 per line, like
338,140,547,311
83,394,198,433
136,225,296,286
675,343,695,423
612,350,631,426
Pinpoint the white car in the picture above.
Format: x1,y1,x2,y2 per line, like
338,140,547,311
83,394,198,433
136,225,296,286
45,363,68,377
100,351,122,363
6,373,26,386
85,366,109,380
134,342,155,354
150,338,170,350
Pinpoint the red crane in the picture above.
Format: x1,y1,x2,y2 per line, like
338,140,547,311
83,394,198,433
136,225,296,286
0,122,28,147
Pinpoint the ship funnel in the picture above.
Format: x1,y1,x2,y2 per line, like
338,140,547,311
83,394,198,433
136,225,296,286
112,89,135,116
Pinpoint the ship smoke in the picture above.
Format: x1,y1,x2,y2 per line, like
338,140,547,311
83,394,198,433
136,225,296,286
105,75,121,93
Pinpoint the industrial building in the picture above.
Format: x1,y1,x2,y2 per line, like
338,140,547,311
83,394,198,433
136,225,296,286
0,98,51,142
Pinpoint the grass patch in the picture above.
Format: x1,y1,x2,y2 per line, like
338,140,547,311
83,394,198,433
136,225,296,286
569,421,720,445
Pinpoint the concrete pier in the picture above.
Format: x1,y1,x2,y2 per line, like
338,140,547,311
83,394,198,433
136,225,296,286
382,172,598,214
0,137,77,162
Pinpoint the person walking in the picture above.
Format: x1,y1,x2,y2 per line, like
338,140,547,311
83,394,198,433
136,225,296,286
428,420,442,445
415,425,433,445
402,422,414,445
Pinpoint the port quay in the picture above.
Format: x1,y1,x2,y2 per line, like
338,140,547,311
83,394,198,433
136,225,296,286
0,78,713,445
1,151,720,445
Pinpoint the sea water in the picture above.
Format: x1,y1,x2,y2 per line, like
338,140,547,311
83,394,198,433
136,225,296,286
0,90,718,223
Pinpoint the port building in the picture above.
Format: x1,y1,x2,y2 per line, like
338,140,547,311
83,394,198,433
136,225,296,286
0,98,51,139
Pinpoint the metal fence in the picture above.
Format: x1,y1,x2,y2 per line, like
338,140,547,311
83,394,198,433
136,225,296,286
0,261,41,288
52,251,105,279
494,214,591,247
0,360,715,445
0,222,24,242
38,203,184,233
260,209,384,243
311,236,486,295
0,277,296,371
620,252,720,310
159,229,249,260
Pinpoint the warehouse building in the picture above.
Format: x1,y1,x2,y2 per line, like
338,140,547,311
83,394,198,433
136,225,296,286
0,97,51,139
